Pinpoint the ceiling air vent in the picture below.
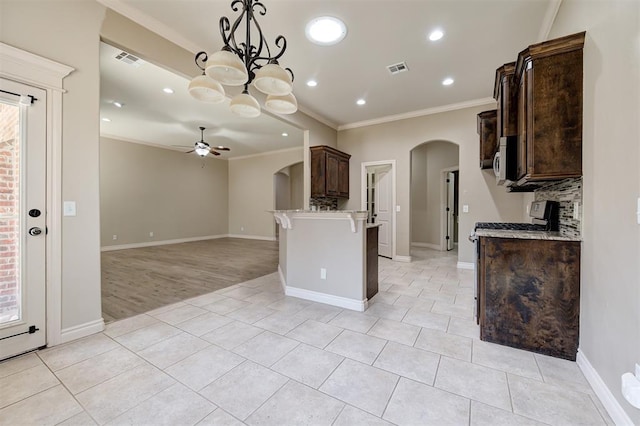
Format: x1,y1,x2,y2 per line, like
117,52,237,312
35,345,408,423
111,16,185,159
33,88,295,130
114,51,143,67
387,61,409,75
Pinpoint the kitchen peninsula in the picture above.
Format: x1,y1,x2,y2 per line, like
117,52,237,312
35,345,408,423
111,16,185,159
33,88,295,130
272,210,379,311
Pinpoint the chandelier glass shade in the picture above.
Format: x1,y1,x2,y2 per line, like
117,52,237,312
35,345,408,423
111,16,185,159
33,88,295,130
188,0,297,117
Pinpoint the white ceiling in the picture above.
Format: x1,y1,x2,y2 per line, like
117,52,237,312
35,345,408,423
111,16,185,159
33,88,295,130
99,0,557,155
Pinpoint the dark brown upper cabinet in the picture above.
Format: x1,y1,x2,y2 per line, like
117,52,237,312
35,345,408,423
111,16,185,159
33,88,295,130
493,62,518,139
310,145,351,198
477,109,497,169
514,32,585,188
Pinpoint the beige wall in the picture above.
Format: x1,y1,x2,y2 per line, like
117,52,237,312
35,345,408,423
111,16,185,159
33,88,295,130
338,106,526,263
0,1,106,330
549,1,640,422
228,148,304,239
411,141,459,246
100,137,229,246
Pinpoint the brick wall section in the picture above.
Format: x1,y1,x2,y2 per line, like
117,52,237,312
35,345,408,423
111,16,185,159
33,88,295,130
0,102,20,322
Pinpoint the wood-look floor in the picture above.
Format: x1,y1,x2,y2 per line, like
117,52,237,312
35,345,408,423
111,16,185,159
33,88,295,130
101,238,278,323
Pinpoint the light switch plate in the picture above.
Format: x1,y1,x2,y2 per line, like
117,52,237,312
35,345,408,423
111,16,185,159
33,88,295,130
396,205,401,212
63,201,76,217
462,204,469,213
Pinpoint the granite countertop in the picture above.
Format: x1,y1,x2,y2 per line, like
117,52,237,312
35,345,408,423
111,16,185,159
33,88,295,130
474,228,581,241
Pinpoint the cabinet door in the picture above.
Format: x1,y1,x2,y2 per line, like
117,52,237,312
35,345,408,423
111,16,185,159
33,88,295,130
326,153,340,196
478,110,497,169
338,157,349,198
516,63,532,180
310,149,326,197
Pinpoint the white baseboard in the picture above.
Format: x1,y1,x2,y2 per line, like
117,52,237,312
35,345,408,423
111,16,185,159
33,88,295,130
101,234,228,251
227,234,276,241
59,319,105,345
577,349,634,426
457,261,475,270
285,286,367,312
411,242,442,251
394,255,412,263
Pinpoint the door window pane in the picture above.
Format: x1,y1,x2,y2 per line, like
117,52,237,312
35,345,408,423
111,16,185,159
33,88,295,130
0,101,21,325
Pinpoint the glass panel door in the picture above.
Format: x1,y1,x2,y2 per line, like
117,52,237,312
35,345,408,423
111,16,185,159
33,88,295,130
0,78,47,360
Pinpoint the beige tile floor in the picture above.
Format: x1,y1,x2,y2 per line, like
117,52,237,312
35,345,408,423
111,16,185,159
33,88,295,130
0,248,614,425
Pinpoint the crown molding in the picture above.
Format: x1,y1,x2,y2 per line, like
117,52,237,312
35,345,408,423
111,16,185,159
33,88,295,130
100,133,227,159
0,42,74,91
296,105,338,130
338,97,496,131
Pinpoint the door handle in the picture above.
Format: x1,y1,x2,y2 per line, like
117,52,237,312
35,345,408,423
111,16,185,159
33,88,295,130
28,227,42,236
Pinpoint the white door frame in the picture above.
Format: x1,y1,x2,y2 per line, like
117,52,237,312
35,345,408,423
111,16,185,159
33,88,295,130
361,160,397,260
1,43,74,347
439,166,459,251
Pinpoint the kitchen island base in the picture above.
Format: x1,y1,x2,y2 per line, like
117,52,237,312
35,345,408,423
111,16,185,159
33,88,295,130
273,210,379,312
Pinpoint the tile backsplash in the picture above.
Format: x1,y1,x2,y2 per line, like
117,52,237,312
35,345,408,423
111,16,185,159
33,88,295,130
309,197,338,211
534,178,582,239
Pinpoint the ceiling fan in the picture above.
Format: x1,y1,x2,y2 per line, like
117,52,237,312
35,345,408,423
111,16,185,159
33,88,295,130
183,126,230,157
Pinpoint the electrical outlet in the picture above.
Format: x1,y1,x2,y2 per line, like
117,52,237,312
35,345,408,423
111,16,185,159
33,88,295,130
396,205,401,212
462,204,469,213
573,202,580,220
241,226,244,231
320,268,327,280
112,235,117,240
149,231,154,238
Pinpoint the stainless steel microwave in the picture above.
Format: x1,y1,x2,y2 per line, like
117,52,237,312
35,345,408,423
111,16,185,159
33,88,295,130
493,136,518,185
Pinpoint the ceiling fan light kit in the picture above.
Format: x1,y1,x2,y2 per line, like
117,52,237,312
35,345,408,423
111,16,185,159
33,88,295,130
190,126,230,157
189,0,297,117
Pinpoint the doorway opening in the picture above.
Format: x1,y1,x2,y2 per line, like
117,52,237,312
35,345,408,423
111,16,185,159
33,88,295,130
361,160,396,259
443,168,459,251
410,141,459,254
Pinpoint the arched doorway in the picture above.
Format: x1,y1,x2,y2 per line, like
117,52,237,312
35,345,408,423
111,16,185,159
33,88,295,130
410,140,460,253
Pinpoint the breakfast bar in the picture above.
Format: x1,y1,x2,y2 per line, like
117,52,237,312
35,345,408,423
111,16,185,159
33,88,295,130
272,210,379,311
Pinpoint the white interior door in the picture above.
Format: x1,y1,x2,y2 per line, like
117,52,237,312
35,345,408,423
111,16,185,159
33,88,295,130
375,167,393,258
0,78,47,360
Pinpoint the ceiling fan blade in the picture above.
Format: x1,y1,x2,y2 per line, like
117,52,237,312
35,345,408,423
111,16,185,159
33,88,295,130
185,149,195,154
209,150,221,156
214,146,230,151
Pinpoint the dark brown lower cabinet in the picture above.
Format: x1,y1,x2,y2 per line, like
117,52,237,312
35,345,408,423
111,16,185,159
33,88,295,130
366,226,379,300
478,237,580,360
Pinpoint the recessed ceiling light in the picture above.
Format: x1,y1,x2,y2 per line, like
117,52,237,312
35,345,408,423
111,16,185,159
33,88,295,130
356,99,366,106
113,101,124,108
306,80,318,87
282,132,288,137
163,87,174,94
429,29,444,41
101,117,111,122
442,77,454,86
305,16,347,46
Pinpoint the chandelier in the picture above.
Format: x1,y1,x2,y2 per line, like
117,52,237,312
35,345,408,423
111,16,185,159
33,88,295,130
188,0,297,118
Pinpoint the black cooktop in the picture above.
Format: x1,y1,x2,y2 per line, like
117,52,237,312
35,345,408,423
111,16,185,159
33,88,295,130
475,222,548,232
